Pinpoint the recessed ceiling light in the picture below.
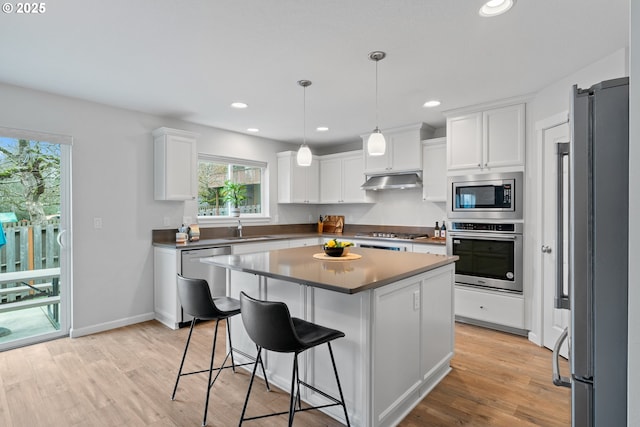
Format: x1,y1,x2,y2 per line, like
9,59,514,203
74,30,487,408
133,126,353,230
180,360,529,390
247,128,259,133
423,100,441,108
231,102,248,109
316,126,329,132
479,0,515,17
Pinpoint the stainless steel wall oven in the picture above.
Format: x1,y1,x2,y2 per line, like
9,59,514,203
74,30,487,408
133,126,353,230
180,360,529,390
446,222,523,293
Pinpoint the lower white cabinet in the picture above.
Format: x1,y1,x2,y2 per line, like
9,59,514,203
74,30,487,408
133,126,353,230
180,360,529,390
153,247,181,329
412,243,446,255
454,285,524,330
289,237,322,248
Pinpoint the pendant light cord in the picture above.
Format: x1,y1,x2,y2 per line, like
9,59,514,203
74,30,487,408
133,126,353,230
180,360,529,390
375,58,379,128
303,84,307,145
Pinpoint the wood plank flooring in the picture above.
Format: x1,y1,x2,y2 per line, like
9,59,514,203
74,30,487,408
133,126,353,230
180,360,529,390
0,320,570,426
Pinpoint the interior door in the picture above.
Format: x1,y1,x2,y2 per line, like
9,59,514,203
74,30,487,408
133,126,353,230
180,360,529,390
541,121,570,356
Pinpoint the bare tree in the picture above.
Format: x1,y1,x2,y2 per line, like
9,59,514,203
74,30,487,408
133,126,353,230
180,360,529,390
0,139,60,223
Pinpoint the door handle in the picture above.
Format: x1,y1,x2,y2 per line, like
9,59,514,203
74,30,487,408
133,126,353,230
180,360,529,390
56,229,66,249
541,245,552,253
552,327,571,388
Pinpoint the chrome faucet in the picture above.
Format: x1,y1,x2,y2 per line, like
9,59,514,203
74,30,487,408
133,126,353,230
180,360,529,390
237,219,243,238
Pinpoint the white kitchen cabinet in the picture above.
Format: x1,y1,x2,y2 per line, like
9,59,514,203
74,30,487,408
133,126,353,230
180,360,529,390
454,285,525,330
153,247,181,329
152,127,198,201
231,239,290,255
412,243,447,255
289,237,322,248
319,151,373,204
446,103,525,173
421,137,447,202
277,151,319,203
362,123,434,174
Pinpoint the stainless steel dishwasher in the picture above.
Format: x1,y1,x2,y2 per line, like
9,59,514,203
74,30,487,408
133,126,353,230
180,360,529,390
180,246,231,324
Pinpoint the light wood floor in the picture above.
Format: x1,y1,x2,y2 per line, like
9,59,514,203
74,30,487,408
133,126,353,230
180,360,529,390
0,320,570,426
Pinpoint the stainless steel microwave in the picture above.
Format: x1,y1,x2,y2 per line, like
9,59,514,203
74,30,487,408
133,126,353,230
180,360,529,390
447,172,523,219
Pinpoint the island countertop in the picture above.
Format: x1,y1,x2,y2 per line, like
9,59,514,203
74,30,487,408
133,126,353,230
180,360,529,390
202,246,458,294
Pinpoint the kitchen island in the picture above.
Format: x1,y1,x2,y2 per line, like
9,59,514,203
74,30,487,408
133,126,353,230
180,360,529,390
202,246,457,427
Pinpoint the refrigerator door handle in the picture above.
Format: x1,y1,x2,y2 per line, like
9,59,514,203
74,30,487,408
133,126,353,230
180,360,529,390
555,142,570,309
552,326,571,388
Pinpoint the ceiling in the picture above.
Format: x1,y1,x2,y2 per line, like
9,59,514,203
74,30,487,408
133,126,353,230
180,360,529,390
0,0,629,148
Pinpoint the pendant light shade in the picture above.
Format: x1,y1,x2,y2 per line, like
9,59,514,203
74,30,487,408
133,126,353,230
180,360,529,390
296,144,312,166
367,127,386,156
296,79,313,167
368,51,387,156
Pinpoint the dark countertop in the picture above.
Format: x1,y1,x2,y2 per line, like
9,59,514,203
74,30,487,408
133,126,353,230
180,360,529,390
201,246,457,294
152,232,447,250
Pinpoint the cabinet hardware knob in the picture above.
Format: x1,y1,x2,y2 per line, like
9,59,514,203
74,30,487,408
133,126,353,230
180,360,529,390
541,245,552,253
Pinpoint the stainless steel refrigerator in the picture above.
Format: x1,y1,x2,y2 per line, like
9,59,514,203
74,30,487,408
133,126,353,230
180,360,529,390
552,77,629,426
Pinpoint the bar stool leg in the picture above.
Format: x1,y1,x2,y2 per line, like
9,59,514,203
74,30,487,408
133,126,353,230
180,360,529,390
287,354,299,427
226,318,237,372
327,342,350,427
171,318,196,400
238,347,263,426
202,319,220,427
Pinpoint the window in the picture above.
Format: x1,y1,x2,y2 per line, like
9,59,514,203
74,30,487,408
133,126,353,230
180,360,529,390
197,155,267,219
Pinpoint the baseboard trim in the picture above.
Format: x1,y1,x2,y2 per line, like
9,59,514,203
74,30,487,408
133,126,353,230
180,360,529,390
69,312,155,338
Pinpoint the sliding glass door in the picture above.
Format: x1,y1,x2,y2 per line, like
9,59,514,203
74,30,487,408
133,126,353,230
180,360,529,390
0,127,72,350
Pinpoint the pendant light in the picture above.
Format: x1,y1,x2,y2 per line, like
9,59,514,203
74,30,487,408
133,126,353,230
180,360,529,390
296,80,313,166
367,51,386,156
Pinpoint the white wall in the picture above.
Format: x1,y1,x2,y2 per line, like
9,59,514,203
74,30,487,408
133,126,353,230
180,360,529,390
628,3,639,425
0,82,300,336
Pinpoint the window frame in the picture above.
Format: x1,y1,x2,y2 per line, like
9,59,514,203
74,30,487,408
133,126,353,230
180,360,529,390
196,154,270,224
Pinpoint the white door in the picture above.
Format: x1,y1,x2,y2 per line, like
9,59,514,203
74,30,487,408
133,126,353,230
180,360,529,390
541,120,570,356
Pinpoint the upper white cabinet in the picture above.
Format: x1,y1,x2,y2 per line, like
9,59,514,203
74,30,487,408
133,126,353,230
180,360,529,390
421,137,447,202
277,151,319,204
320,151,373,204
362,123,434,175
446,103,525,173
153,127,198,201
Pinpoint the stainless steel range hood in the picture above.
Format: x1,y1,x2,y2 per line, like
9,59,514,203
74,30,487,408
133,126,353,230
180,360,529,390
360,172,422,191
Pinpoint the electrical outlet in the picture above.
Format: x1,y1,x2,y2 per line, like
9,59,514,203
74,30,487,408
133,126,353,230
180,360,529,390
163,217,171,226
93,217,103,229
413,290,420,311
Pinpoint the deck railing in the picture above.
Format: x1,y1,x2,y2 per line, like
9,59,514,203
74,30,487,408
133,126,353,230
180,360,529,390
1,221,60,301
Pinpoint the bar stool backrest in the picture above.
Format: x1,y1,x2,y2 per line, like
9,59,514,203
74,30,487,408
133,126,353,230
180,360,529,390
177,274,224,319
240,291,302,353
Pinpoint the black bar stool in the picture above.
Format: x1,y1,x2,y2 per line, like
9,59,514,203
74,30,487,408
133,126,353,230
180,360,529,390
238,291,350,426
171,275,269,427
